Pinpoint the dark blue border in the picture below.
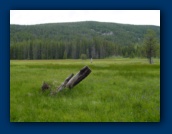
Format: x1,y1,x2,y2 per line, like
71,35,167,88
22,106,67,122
1,0,172,134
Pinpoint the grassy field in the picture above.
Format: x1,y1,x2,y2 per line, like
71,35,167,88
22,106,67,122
10,58,160,122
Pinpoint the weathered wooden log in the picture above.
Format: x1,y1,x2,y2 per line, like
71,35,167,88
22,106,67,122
57,73,74,92
50,74,74,95
66,66,91,89
50,66,91,95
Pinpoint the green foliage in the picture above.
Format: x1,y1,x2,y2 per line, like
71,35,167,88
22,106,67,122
10,21,160,59
130,52,135,58
10,59,160,122
63,50,67,59
80,54,87,60
143,29,159,64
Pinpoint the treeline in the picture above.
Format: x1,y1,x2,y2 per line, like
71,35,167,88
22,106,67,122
10,37,160,59
10,37,119,59
10,21,160,59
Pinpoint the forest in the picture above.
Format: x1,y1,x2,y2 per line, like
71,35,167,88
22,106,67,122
10,21,160,59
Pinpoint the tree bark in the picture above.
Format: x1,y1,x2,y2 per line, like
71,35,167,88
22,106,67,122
51,66,91,95
66,66,91,89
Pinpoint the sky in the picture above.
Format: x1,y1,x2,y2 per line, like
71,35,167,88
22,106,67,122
10,10,160,26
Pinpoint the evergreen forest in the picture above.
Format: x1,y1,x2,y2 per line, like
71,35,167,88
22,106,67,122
10,21,160,59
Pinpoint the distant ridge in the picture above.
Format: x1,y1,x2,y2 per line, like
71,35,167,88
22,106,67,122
10,21,160,59
10,21,160,46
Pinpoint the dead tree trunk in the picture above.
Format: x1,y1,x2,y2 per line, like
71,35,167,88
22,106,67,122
66,66,91,89
57,73,74,92
51,66,91,95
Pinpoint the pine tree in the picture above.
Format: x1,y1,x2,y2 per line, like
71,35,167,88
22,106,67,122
63,49,67,59
144,30,158,64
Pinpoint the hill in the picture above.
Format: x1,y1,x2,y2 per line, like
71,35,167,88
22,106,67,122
10,21,160,59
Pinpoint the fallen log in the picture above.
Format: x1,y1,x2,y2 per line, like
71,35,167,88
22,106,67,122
57,73,74,92
66,66,91,89
50,66,91,95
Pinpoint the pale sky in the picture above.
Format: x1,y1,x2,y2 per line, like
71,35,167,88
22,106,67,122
10,10,160,26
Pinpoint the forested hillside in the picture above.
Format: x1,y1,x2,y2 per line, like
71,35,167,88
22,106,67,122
10,21,160,59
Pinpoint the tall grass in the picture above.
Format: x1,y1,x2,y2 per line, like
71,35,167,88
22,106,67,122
10,58,160,122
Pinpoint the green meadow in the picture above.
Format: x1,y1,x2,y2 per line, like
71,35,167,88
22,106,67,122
10,58,160,122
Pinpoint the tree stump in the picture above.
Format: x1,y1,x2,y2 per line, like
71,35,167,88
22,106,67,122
51,66,91,95
41,81,50,92
66,66,91,89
